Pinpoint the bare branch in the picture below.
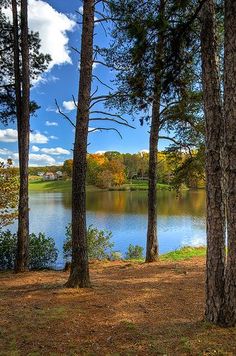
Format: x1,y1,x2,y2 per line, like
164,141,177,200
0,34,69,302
89,117,135,128
89,92,127,108
91,86,99,99
99,20,108,36
92,75,113,90
72,95,78,108
71,46,81,55
55,99,76,128
90,110,126,120
89,127,123,138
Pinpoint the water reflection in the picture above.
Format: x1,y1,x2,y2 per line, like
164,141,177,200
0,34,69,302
61,189,206,217
25,190,206,267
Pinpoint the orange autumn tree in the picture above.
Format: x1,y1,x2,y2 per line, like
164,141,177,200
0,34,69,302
87,154,126,188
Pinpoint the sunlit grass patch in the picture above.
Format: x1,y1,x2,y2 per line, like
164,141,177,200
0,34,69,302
160,246,206,261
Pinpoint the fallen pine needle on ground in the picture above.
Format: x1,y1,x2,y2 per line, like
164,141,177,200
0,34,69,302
0,257,235,355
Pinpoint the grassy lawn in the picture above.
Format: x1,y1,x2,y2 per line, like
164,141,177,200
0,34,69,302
29,180,102,193
29,179,173,192
29,179,72,192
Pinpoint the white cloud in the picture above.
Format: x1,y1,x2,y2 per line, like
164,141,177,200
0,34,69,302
29,154,56,166
95,150,107,155
30,132,49,144
49,135,58,140
63,100,77,111
28,0,76,69
0,148,13,155
139,149,149,154
45,121,58,127
46,107,58,113
31,145,40,152
0,129,48,144
0,129,18,143
3,0,76,71
41,147,70,155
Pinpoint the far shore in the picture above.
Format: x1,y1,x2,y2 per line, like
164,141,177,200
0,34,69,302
29,178,177,193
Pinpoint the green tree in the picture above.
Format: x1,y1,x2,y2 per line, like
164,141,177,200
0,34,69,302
106,0,203,262
63,224,114,261
1,1,51,272
0,159,19,229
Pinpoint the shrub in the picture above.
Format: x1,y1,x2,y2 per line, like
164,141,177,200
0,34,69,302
0,230,58,270
28,233,58,269
0,230,16,269
125,244,144,260
109,251,123,261
63,224,114,261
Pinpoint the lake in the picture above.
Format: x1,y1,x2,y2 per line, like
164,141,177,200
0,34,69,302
26,189,206,268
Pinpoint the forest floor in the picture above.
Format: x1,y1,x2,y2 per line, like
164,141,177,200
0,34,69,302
1,257,235,355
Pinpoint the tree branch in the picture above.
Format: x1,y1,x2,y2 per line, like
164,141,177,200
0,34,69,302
89,117,135,128
55,99,75,128
92,74,113,90
89,127,123,138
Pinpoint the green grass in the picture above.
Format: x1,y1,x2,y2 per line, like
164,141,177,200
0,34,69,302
29,180,102,192
160,246,206,261
29,180,72,192
29,179,172,192
123,246,206,263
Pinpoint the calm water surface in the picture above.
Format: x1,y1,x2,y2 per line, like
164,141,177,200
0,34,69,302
27,190,206,268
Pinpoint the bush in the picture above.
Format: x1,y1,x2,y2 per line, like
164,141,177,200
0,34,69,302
109,251,123,261
0,230,16,269
0,230,58,270
63,224,114,261
125,244,144,260
28,233,58,269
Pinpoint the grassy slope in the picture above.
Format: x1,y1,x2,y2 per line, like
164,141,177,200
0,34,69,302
29,179,172,192
160,246,206,261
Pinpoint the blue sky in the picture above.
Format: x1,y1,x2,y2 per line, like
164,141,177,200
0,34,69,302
0,0,170,166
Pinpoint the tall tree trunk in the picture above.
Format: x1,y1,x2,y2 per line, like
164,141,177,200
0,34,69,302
200,0,226,324
65,0,95,288
219,0,236,327
146,0,164,263
12,0,30,272
146,98,160,262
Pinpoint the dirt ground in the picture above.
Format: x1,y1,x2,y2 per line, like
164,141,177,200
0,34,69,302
0,258,235,355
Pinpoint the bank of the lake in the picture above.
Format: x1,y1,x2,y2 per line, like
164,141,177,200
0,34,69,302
29,179,173,192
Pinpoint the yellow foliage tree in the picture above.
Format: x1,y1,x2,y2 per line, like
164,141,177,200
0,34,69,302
0,159,19,229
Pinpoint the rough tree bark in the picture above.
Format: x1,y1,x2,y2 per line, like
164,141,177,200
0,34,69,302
200,0,226,324
219,0,236,327
146,0,164,263
146,97,161,262
65,0,95,288
12,0,30,272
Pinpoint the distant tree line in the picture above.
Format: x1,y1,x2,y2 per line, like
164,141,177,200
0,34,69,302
62,149,205,189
